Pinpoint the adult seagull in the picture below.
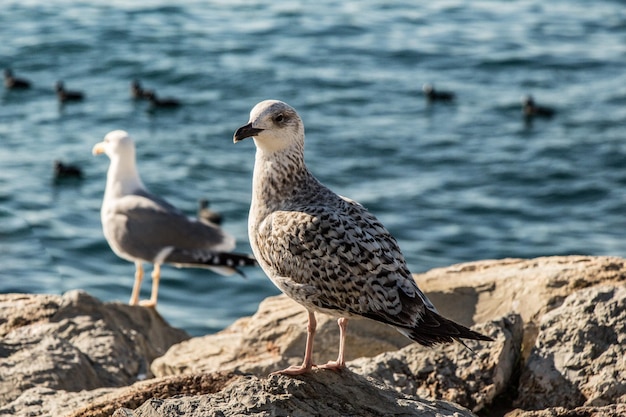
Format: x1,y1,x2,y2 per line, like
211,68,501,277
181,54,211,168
93,130,256,307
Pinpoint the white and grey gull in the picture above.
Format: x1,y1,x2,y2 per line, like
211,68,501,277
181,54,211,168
93,130,256,307
234,100,492,375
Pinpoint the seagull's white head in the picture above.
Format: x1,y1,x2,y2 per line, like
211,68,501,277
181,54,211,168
93,130,145,196
92,130,137,161
233,100,304,153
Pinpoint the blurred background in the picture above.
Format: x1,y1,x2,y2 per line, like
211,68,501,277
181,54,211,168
1,0,625,335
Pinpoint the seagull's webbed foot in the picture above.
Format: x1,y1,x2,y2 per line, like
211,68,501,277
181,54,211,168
138,299,157,308
270,363,315,376
317,360,345,371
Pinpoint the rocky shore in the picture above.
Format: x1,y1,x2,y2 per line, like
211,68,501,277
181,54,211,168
1,256,624,416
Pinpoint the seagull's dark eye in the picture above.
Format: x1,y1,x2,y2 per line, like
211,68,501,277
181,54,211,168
274,113,284,123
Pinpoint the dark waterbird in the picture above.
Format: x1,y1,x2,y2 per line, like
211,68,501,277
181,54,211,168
422,83,455,102
522,95,555,119
54,160,83,181
4,69,31,89
198,199,223,225
130,80,153,100
55,81,84,103
145,90,181,108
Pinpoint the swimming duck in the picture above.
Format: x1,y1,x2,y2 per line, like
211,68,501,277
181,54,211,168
130,80,153,100
54,160,83,180
4,69,31,89
55,81,85,103
522,95,555,118
145,90,180,108
422,83,455,102
198,198,223,225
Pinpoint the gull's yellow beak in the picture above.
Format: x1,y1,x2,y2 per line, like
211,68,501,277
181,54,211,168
92,142,105,156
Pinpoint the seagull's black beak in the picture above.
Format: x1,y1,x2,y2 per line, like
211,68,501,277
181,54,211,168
233,123,264,143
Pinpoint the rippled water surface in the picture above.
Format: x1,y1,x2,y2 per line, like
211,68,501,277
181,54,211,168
1,0,625,335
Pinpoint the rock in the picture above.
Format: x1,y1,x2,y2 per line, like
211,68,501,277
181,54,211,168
68,372,241,417
515,285,626,410
154,256,626,379
0,290,189,409
505,403,626,417
413,256,626,355
113,371,477,417
350,314,523,413
415,256,626,326
0,386,119,417
2,256,625,416
152,294,411,377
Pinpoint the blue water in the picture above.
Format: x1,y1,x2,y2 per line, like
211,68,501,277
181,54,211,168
1,0,626,336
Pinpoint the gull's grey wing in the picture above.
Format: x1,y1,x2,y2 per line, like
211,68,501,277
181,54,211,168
103,193,235,263
255,196,431,328
133,188,182,214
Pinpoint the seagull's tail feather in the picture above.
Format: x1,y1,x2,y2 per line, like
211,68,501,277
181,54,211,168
396,308,493,348
166,249,258,277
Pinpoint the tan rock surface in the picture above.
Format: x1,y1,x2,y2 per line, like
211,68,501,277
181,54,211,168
413,255,626,353
68,372,241,417
415,256,625,326
2,256,625,416
154,256,626,380
505,404,626,417
113,371,478,417
152,294,412,377
350,314,523,413
0,290,188,409
515,285,626,410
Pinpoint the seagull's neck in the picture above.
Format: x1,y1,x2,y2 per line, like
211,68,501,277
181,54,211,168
104,155,146,200
250,141,324,221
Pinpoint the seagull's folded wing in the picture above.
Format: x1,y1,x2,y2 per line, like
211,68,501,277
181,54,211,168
105,194,236,262
255,198,429,327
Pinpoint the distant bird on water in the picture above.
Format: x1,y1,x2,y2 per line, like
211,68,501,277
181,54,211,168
4,69,31,89
522,95,555,119
55,81,84,103
54,160,83,180
144,90,180,108
234,100,492,375
131,80,145,99
130,80,153,100
422,83,455,102
198,198,223,225
93,130,257,307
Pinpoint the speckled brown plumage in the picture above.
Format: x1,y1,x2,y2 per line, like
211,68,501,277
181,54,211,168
234,100,492,375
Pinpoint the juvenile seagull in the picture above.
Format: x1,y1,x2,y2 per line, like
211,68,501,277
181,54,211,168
234,100,492,375
93,130,256,307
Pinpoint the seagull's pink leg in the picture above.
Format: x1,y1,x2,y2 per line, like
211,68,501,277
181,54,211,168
139,264,160,308
319,317,348,371
271,310,317,375
129,262,144,306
